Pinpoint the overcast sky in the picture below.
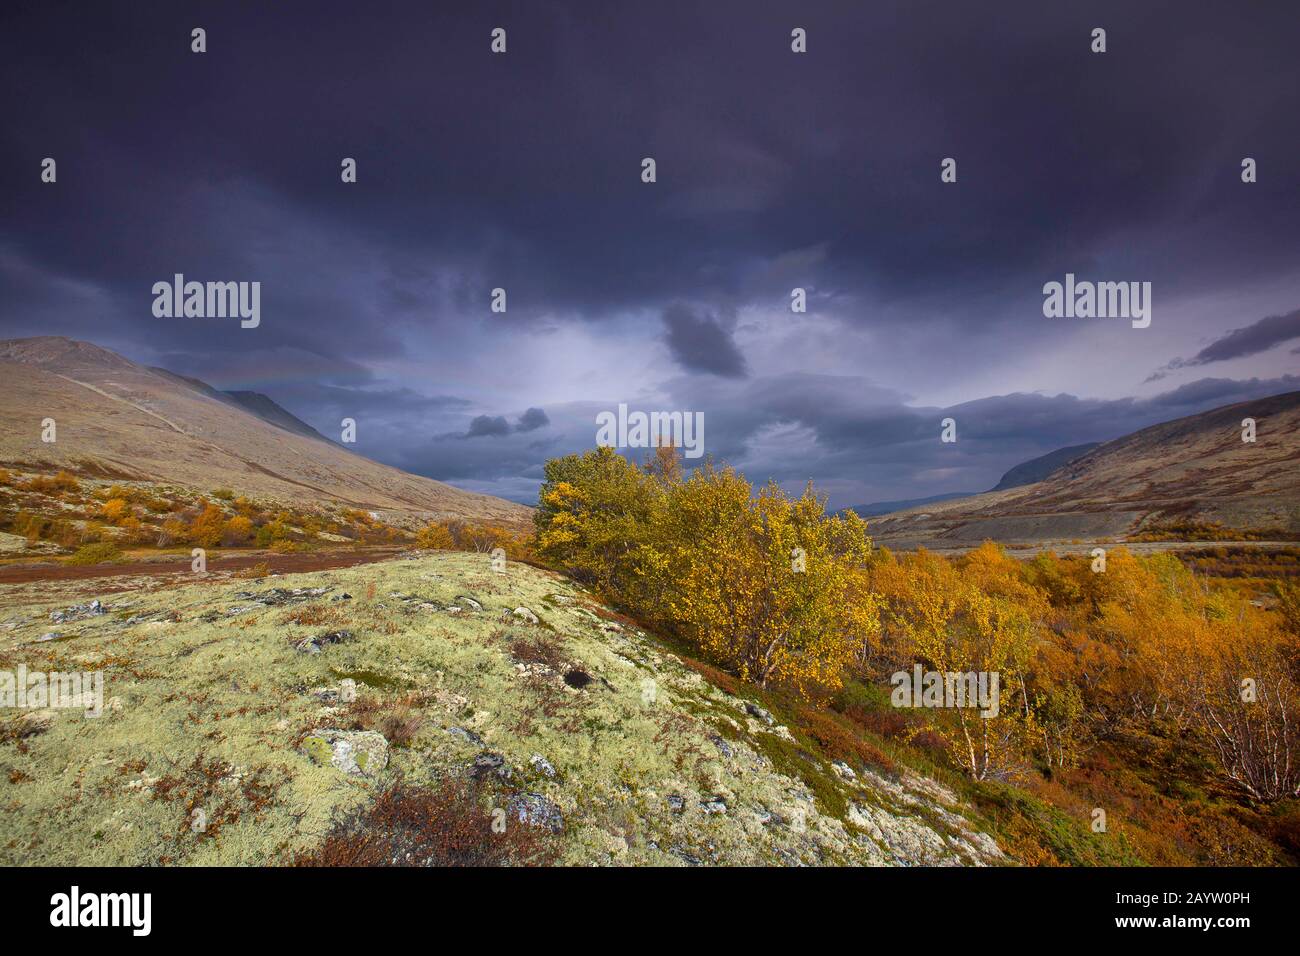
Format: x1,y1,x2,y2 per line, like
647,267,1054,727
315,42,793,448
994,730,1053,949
2,0,1299,507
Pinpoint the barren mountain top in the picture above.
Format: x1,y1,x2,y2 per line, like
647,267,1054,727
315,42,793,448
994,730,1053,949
0,335,139,373
0,337,529,526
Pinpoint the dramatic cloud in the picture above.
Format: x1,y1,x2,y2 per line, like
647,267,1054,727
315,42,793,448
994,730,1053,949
2,1,1298,505
436,407,551,444
401,372,1300,506
662,304,748,378
1150,308,1300,379
515,407,550,432
464,415,511,438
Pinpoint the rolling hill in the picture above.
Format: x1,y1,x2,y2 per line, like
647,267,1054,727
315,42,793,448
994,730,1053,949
848,444,1099,519
868,391,1300,548
0,336,529,526
989,442,1100,492
849,492,977,519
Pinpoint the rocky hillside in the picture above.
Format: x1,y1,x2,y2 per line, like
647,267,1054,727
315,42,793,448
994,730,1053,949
0,337,528,527
871,391,1300,548
0,552,1003,866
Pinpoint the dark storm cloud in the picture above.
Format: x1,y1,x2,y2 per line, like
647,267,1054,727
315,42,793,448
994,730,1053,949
464,415,512,438
402,371,1300,506
2,1,1298,505
662,304,748,378
1144,375,1300,410
1149,308,1300,379
515,407,550,432
436,407,550,443
4,0,1298,360
656,373,1300,506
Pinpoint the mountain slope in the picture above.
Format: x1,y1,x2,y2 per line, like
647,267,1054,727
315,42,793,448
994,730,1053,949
0,336,528,525
221,390,336,444
990,442,1100,492
146,368,336,444
848,492,976,518
849,444,1099,519
869,391,1300,547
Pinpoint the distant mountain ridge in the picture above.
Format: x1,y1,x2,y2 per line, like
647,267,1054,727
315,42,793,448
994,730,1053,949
866,391,1300,547
990,442,1100,492
221,390,335,444
0,336,528,526
146,368,335,445
849,492,976,518
848,442,1100,518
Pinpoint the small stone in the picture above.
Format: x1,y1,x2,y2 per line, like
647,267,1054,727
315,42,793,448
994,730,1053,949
49,600,106,624
446,726,484,746
701,796,728,814
295,629,354,654
511,606,539,625
300,729,388,776
508,793,564,832
529,753,556,777
832,760,857,781
469,751,509,780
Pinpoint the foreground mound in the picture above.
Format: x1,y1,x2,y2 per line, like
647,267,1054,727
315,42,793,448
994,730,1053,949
0,552,1002,866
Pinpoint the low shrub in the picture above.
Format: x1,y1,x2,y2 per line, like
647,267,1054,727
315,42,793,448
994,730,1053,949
66,542,123,565
290,777,556,866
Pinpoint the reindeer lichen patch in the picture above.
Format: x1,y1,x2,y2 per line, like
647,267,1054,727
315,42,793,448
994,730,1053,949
0,552,1003,866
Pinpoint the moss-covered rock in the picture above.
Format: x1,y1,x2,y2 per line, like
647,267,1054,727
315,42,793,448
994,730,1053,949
300,729,389,776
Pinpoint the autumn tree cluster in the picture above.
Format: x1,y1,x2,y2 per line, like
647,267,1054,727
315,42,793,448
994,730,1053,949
535,446,879,698
0,471,410,553
414,518,531,560
533,447,1300,802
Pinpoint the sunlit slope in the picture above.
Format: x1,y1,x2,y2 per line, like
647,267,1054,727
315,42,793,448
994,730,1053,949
0,337,528,525
871,391,1300,547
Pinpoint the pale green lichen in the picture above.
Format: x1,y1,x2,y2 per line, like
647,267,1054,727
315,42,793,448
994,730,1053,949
302,736,332,766
0,551,1004,866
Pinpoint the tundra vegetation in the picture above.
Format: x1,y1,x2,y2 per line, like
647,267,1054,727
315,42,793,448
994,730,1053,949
0,467,529,560
2,452,1299,865
534,446,1300,863
0,550,1008,867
